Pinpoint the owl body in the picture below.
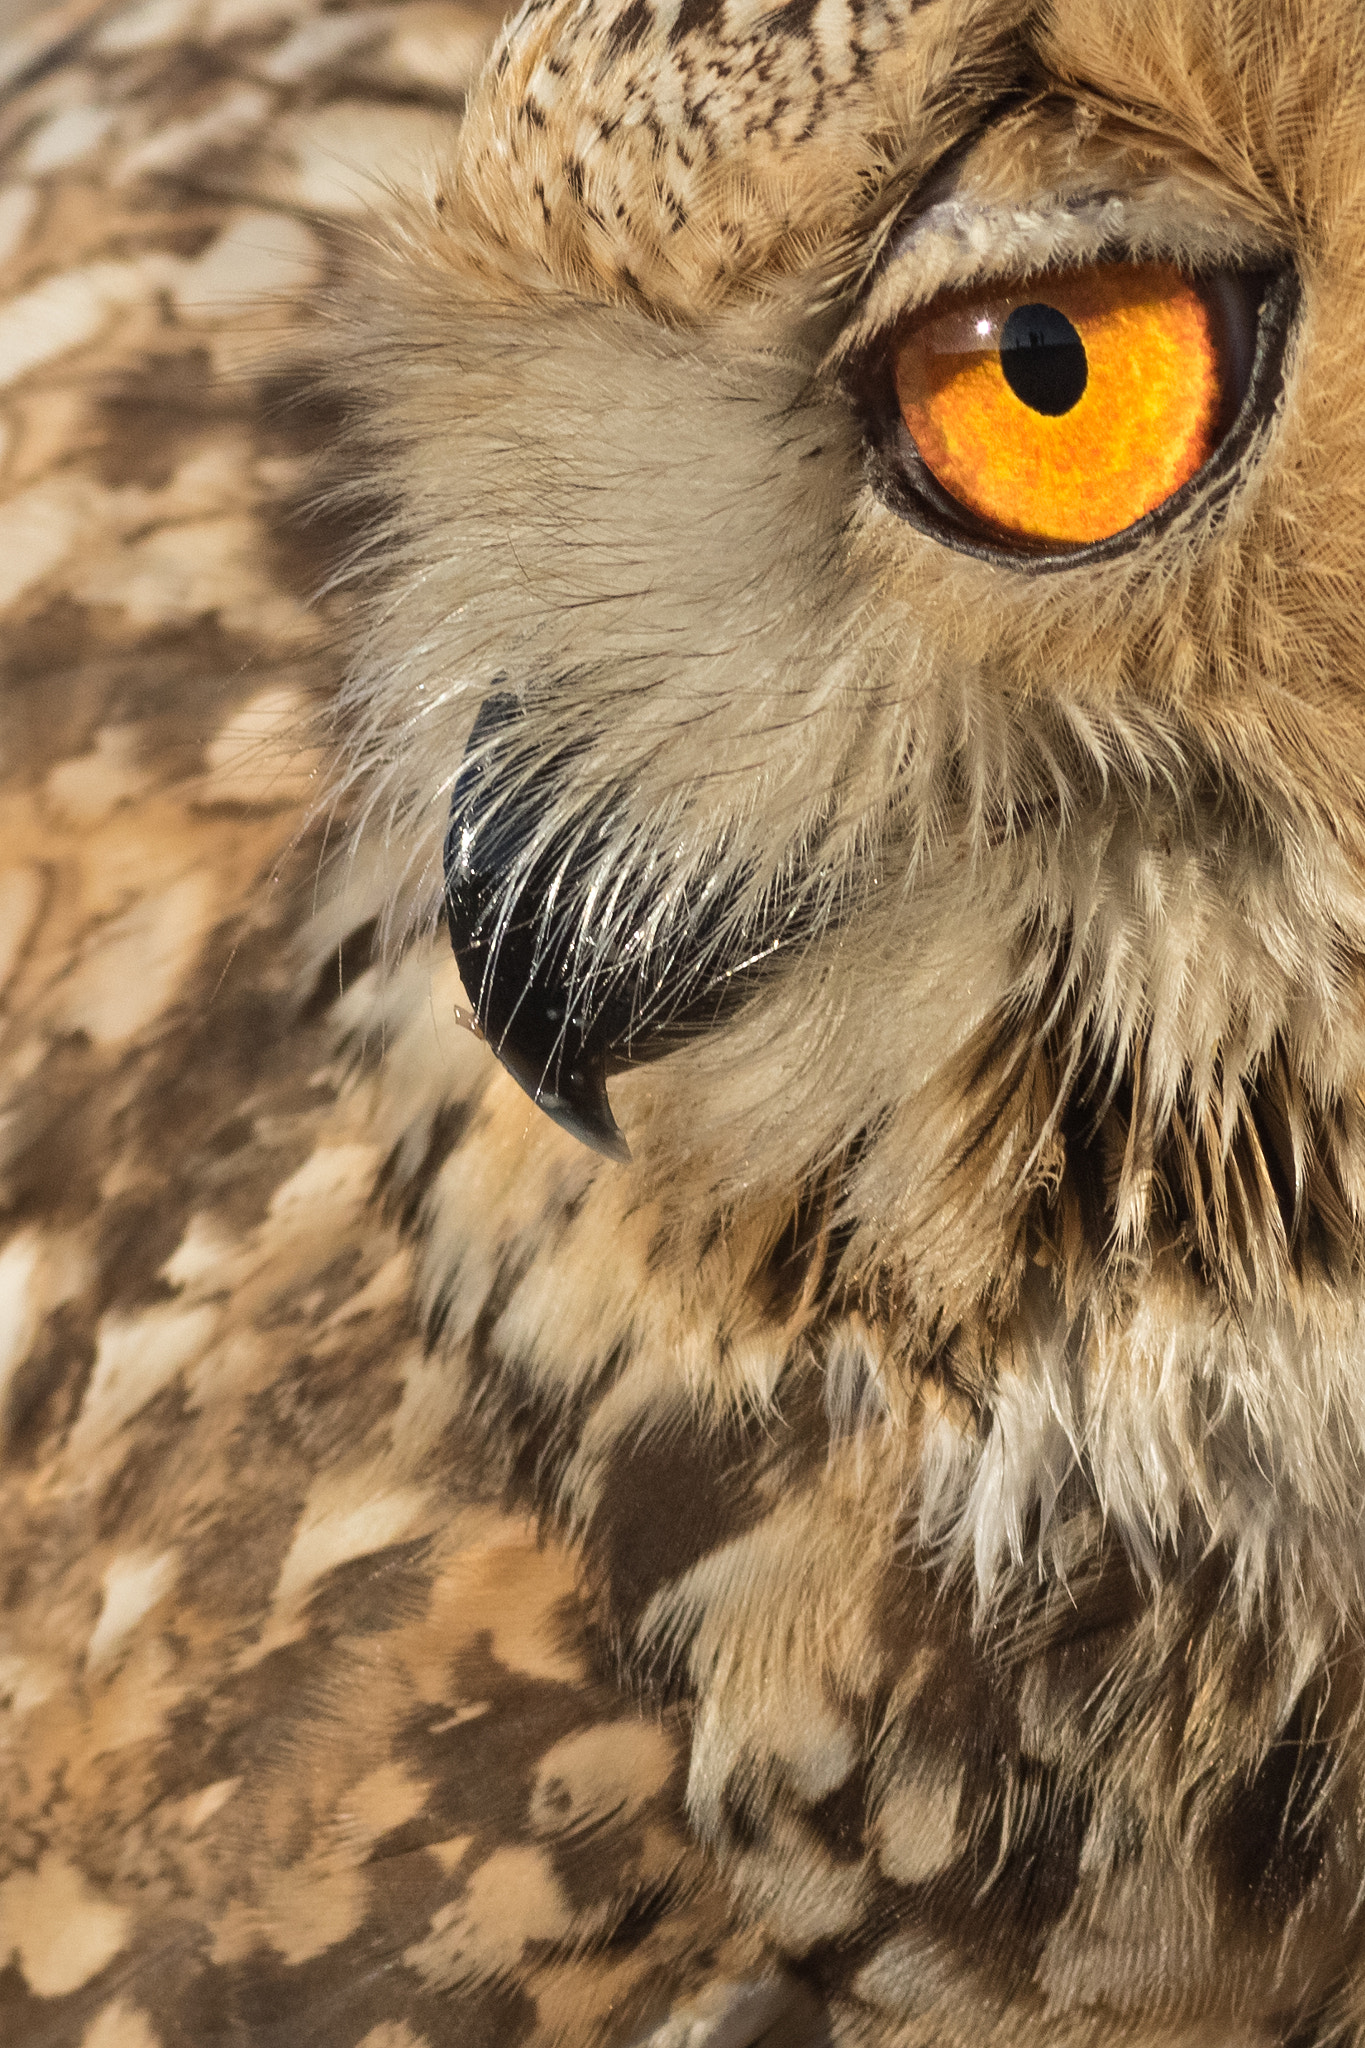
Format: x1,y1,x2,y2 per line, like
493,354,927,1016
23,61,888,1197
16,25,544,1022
1,0,1364,2041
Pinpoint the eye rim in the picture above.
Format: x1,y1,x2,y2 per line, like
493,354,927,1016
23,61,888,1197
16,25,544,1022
848,261,1300,572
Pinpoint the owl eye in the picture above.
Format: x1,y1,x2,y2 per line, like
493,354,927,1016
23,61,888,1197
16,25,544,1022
860,259,1296,565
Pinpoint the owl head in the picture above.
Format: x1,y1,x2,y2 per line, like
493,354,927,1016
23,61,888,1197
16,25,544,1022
331,0,1365,1613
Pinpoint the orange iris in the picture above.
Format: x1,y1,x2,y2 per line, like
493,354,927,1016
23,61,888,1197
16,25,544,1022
892,262,1229,545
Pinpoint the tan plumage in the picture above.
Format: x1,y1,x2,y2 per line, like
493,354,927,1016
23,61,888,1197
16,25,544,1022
3,0,1365,2041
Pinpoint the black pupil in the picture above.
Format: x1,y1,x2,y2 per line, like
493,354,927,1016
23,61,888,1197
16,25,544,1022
999,303,1088,416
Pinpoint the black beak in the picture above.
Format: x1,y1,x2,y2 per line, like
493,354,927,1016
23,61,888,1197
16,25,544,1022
443,693,633,1160
444,693,813,1162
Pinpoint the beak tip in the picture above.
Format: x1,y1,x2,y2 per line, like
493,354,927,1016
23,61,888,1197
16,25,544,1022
533,1072,632,1165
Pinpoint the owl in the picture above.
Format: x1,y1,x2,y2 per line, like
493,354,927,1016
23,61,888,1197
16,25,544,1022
1,0,1363,2041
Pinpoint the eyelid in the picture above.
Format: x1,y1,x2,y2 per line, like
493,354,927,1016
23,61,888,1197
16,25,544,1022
832,190,1285,372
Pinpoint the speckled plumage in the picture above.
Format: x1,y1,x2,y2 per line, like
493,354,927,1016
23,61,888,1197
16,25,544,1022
0,3,771,2041
5,0,1365,2042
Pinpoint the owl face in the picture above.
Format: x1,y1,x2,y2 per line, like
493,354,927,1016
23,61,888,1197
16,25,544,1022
336,0,1365,1605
